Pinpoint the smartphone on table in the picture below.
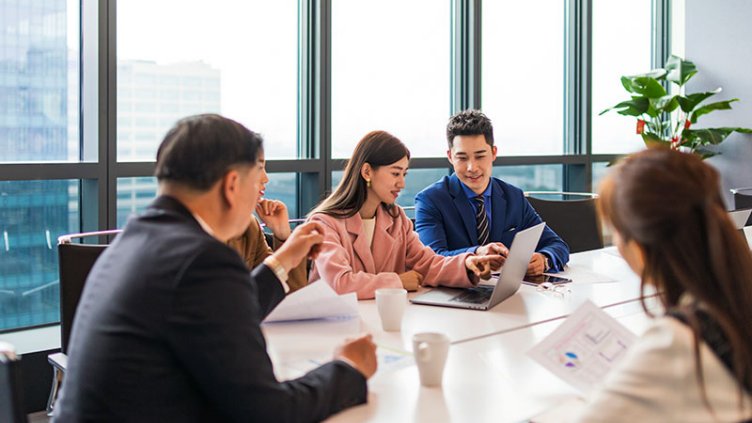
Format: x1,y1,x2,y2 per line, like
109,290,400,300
522,274,572,286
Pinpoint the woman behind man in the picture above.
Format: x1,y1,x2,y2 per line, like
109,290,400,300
308,130,503,299
576,148,752,421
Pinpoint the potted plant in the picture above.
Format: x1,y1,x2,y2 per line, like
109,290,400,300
600,55,752,158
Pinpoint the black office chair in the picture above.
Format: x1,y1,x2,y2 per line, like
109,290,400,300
1,342,27,423
731,187,752,226
47,230,121,415
525,192,604,253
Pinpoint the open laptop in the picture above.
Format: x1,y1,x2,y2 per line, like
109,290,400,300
410,222,545,311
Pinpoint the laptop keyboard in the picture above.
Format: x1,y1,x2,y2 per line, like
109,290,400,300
450,286,493,304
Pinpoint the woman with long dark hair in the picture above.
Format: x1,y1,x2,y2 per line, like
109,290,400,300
308,130,503,299
576,148,752,421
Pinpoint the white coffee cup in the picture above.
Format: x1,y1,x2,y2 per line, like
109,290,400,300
412,332,450,387
375,288,407,331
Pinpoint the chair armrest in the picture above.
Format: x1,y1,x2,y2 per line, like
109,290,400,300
48,352,67,373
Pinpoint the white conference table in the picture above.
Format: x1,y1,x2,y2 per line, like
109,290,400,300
324,300,656,423
261,246,654,422
352,246,645,350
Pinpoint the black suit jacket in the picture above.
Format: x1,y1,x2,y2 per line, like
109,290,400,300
54,196,367,423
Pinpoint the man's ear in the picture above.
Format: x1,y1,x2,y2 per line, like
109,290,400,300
220,170,241,209
491,145,498,160
446,148,453,164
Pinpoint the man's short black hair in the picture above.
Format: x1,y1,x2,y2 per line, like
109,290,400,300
154,114,263,191
446,109,494,148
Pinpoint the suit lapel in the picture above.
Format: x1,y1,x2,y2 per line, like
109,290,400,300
372,206,396,272
449,175,478,244
490,178,508,242
345,213,376,273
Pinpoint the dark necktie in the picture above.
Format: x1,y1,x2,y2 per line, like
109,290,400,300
474,196,490,246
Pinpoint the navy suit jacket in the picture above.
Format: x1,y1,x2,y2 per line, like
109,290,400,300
54,195,366,423
414,174,569,271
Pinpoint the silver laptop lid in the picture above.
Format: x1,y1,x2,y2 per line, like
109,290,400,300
487,222,546,307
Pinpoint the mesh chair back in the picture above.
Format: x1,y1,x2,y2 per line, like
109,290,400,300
526,194,603,253
0,345,26,423
732,187,752,226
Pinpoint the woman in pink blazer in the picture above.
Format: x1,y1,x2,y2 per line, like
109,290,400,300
308,131,504,300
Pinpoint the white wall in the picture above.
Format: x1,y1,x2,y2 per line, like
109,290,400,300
685,0,752,207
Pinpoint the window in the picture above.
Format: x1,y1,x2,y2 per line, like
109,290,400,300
591,0,652,154
482,1,565,156
0,180,80,332
117,0,298,161
331,0,451,158
493,165,563,192
0,0,81,332
116,173,299,228
331,168,449,210
0,0,80,163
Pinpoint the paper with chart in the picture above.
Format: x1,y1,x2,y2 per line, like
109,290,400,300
280,344,414,376
263,281,358,323
528,300,637,394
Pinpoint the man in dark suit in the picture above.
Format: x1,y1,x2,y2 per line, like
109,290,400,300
415,110,569,274
54,114,377,422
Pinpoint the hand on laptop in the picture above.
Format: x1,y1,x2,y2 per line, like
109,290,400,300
399,270,423,291
465,254,505,281
476,242,509,259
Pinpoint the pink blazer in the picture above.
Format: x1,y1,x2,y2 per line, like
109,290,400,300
308,205,474,299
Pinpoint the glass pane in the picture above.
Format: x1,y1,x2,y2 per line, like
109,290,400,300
0,180,80,332
117,1,298,161
493,165,564,192
591,161,615,193
331,168,449,212
591,0,652,154
331,0,451,158
117,173,299,227
0,1,80,162
482,1,565,156
117,177,157,228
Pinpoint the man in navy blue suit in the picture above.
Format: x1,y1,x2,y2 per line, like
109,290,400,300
415,110,569,274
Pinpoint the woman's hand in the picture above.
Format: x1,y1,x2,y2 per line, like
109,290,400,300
255,199,291,241
398,270,423,291
465,254,505,281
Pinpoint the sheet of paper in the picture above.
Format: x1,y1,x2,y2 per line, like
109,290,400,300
263,281,358,323
528,300,637,394
280,344,414,376
556,265,618,284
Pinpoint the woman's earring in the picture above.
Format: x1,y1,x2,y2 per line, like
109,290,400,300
366,179,371,188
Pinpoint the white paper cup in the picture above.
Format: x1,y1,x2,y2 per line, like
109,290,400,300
375,288,407,331
412,332,450,387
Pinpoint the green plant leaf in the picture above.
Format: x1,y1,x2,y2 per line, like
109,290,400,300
600,97,650,116
690,99,738,123
622,76,667,98
692,146,719,159
641,132,668,148
684,127,752,145
655,95,680,113
677,88,722,112
665,55,698,86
